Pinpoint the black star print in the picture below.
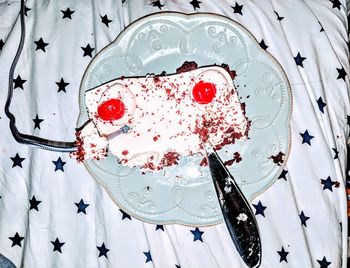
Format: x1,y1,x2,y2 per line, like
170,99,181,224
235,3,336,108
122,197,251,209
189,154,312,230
100,14,112,28
33,114,44,129
253,201,267,217
190,227,204,242
278,169,288,181
155,225,164,231
11,153,25,168
316,97,327,113
55,78,69,93
0,39,4,51
318,21,324,32
294,52,306,67
259,39,268,50
277,247,289,262
152,0,164,9
144,251,152,263
175,265,181,268
24,6,31,16
13,75,26,89
9,232,24,247
347,115,350,126
317,256,331,268
336,67,347,81
29,196,41,211
189,0,201,10
299,211,310,227
119,209,131,220
231,2,243,15
97,242,109,258
274,11,284,21
330,0,341,9
34,37,49,52
81,44,95,58
332,148,339,159
52,157,66,172
321,176,336,191
75,199,89,214
300,130,314,146
51,238,65,253
61,8,75,19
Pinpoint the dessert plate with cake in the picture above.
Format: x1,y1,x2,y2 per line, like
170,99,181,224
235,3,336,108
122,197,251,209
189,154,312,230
75,12,292,227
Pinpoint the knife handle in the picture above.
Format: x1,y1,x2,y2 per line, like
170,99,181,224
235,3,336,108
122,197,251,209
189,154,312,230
207,150,262,268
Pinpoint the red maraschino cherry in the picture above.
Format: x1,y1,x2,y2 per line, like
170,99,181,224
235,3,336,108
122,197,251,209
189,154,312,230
192,81,217,104
97,98,126,121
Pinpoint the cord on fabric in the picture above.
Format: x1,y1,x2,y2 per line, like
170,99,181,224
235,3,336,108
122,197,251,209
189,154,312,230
4,0,77,152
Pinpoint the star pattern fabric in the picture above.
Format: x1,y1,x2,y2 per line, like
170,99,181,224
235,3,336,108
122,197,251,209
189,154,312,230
274,11,284,21
278,169,288,181
143,251,152,263
300,130,314,146
317,256,331,267
0,39,4,51
81,44,95,57
317,97,327,113
34,37,49,52
0,1,349,268
299,211,310,227
253,201,267,217
321,176,336,191
13,75,26,89
277,247,289,262
152,0,164,10
61,8,74,19
29,196,41,211
97,243,109,258
119,209,132,220
336,67,347,81
100,14,113,28
51,238,65,253
75,199,89,214
190,228,204,242
231,2,243,15
52,157,66,172
55,78,69,93
259,39,268,50
33,114,44,129
9,233,24,247
294,52,307,67
10,153,25,168
189,0,201,11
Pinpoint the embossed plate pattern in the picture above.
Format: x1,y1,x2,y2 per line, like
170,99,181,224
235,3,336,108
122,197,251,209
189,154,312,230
77,12,292,226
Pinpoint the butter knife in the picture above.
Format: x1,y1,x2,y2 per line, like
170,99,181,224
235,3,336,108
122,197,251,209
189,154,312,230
205,147,262,268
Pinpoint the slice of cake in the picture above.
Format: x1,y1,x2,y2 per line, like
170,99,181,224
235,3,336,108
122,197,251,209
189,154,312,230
71,64,249,172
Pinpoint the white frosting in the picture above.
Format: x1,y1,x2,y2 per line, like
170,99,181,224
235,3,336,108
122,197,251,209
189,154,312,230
82,66,248,171
70,121,108,161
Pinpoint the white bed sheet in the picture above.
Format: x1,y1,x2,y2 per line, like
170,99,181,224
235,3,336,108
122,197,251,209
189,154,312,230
0,0,349,267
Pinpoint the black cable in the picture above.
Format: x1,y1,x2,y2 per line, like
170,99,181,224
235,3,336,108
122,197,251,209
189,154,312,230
4,0,77,152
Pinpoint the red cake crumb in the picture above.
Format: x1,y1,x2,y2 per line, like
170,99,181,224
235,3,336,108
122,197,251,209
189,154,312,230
224,152,242,166
224,159,235,166
270,152,285,166
153,135,160,141
200,157,208,166
176,61,198,74
141,152,180,171
220,63,236,80
160,152,180,167
122,150,129,155
70,130,85,162
233,152,242,163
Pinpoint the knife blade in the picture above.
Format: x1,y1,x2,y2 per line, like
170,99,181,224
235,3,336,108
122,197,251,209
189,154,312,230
205,146,261,268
